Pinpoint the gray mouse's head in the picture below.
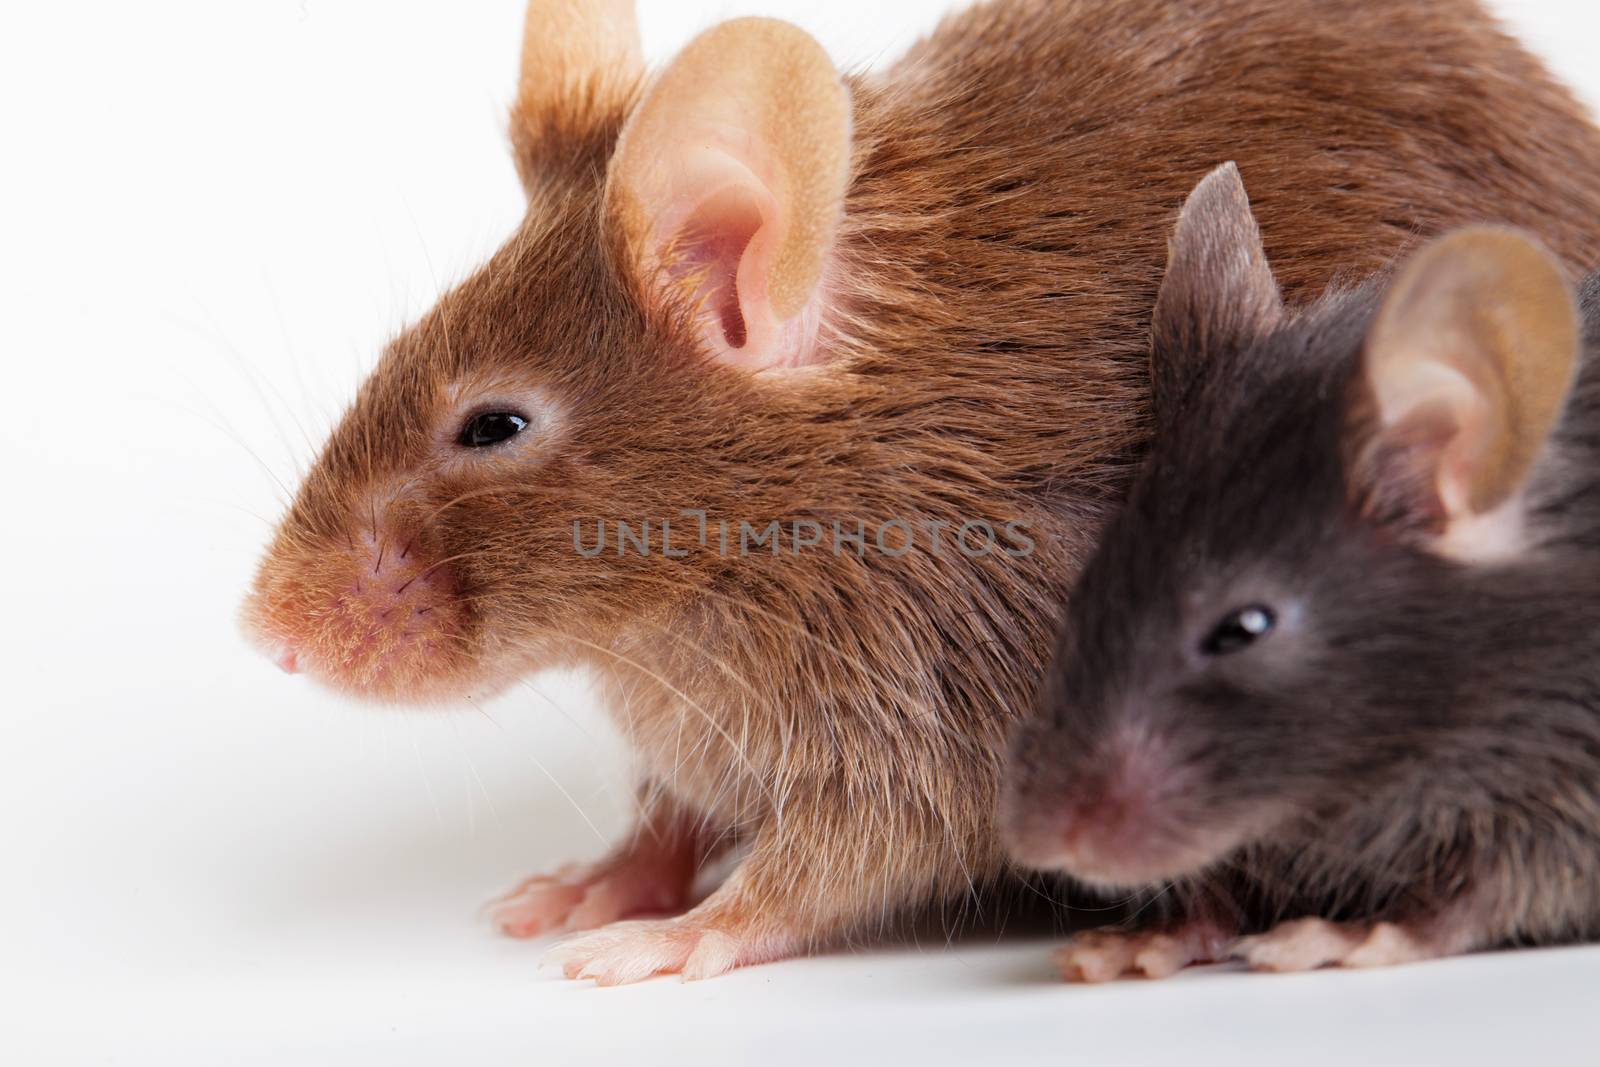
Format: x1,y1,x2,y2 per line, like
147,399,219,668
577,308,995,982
1002,164,1583,890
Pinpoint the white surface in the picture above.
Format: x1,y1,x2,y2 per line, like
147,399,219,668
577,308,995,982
4,1,1600,1063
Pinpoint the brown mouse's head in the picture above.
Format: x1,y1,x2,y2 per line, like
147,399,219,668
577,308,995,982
242,1,856,702
1002,164,1583,890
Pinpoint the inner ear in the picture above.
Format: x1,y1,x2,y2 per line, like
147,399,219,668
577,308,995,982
674,186,768,352
1346,393,1458,537
604,18,851,373
1349,226,1579,558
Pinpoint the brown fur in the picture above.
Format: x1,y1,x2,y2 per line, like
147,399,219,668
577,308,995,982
247,0,1600,976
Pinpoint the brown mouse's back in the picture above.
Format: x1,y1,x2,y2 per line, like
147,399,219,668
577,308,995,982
840,0,1600,495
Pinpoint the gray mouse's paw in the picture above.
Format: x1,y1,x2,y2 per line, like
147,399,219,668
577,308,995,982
1056,921,1231,982
1235,917,1444,973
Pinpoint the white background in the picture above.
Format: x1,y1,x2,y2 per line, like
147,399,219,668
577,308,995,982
4,1,1599,1063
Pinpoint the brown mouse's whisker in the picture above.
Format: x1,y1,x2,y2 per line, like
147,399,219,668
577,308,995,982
561,632,778,812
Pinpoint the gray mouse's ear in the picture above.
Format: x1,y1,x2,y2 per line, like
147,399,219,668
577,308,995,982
1347,227,1579,561
1150,163,1286,424
511,0,643,193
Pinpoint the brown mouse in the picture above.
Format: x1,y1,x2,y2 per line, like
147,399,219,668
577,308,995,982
1002,162,1600,980
244,0,1600,983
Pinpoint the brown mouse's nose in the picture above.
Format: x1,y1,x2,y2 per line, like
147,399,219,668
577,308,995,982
243,520,472,703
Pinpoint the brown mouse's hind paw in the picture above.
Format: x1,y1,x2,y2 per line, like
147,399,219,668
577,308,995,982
490,852,693,940
1056,922,1231,982
490,869,587,938
1235,917,1448,972
548,906,798,985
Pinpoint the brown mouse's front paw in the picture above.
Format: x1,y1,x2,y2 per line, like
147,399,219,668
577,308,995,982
548,902,797,985
1234,917,1444,972
1056,922,1231,982
490,848,694,940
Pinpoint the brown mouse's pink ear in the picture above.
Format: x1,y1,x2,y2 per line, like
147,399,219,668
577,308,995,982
604,18,852,372
1349,227,1579,560
511,0,642,191
1150,163,1285,423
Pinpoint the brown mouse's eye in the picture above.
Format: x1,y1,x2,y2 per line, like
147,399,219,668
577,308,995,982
458,411,529,448
1201,605,1276,656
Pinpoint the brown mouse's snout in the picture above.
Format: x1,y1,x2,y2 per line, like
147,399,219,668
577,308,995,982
1004,724,1222,888
243,503,474,704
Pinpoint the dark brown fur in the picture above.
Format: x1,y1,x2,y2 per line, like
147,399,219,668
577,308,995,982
248,0,1600,977
1001,199,1600,975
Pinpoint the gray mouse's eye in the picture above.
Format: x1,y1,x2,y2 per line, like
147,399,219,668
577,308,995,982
1201,605,1276,656
457,411,528,448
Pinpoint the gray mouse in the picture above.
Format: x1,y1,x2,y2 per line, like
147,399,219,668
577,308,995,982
1002,162,1600,981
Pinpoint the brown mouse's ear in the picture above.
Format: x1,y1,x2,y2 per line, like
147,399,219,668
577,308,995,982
1348,227,1579,560
511,0,642,191
1150,163,1286,424
605,18,851,372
